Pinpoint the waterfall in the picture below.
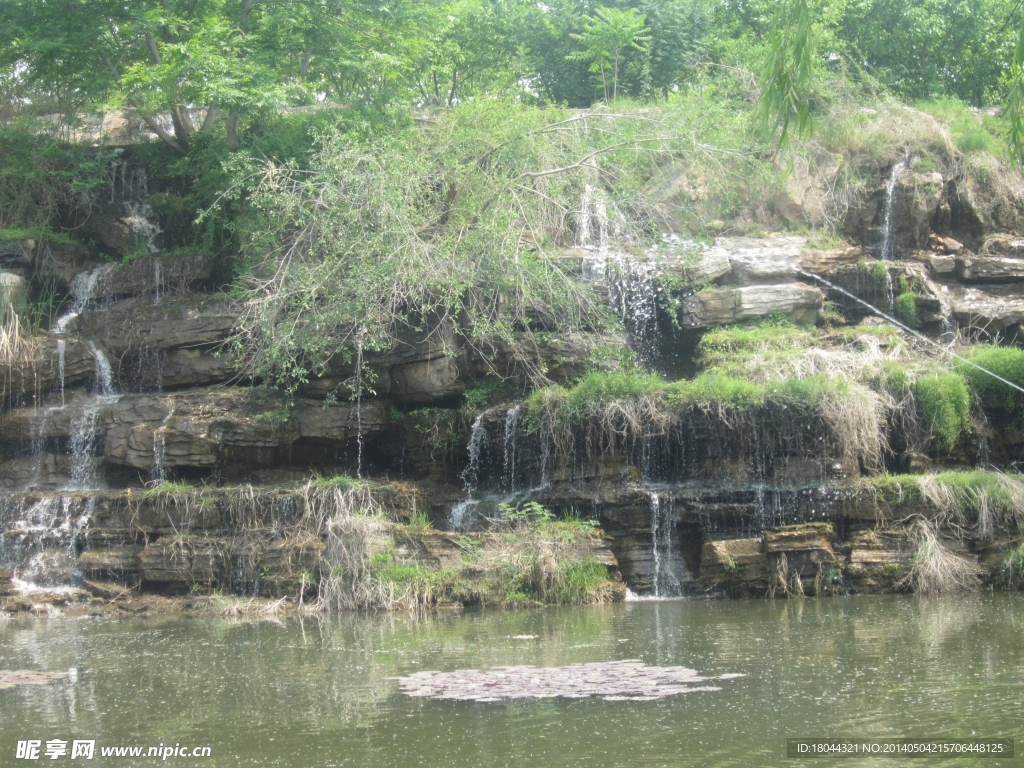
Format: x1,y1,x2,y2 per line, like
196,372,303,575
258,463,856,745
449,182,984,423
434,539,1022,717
150,408,174,482
460,414,488,497
649,492,682,598
66,344,121,491
503,405,523,493
153,257,162,303
608,258,661,368
449,415,488,530
52,263,112,334
56,339,66,407
0,495,95,594
355,343,364,479
879,161,905,262
577,186,661,367
110,158,162,254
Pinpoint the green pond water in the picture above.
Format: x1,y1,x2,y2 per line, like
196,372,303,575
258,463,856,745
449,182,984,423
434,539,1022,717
1,595,1022,767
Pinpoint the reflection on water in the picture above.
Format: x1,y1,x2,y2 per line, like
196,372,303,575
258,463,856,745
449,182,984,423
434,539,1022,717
1,596,1022,767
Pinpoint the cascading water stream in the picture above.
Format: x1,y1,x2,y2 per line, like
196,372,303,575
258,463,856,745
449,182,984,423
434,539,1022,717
577,185,661,368
450,414,489,530
151,407,175,482
109,158,162,254
0,495,97,595
877,161,906,309
503,405,523,493
648,492,682,598
56,339,66,407
66,343,121,491
52,264,112,334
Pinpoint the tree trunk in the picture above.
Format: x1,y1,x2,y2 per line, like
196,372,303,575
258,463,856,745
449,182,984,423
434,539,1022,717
170,106,195,152
227,111,240,151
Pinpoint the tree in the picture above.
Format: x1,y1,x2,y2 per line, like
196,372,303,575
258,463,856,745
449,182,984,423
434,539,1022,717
754,0,814,155
567,6,650,103
1006,19,1024,164
0,0,419,153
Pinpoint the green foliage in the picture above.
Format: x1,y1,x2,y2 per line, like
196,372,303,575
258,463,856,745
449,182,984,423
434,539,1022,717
231,101,702,393
999,542,1024,590
402,408,465,456
407,509,433,531
541,560,612,604
696,315,815,368
462,378,512,413
666,372,768,409
868,261,890,285
566,7,651,103
873,471,1024,533
499,500,555,527
957,346,1024,409
755,0,815,154
913,373,970,452
915,98,1000,156
1007,21,1024,166
253,408,292,425
310,474,364,493
142,481,193,499
0,129,112,233
894,291,918,327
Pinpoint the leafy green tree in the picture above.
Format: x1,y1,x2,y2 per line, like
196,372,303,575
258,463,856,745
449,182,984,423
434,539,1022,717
1006,20,1024,164
0,0,422,152
566,6,650,102
754,0,814,154
412,0,532,106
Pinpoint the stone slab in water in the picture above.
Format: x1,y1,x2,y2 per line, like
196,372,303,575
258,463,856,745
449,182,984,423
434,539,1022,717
395,660,743,702
0,670,69,691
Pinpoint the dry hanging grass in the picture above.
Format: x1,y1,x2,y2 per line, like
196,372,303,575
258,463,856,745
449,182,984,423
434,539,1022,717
898,518,983,596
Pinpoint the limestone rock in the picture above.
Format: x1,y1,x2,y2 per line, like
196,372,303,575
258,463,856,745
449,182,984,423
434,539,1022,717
79,295,235,355
927,253,957,275
139,538,221,592
103,391,297,472
764,522,838,576
956,255,1024,282
0,455,70,491
161,348,235,389
0,271,27,317
981,234,1024,258
699,538,769,595
800,246,863,273
0,239,34,269
391,357,464,404
845,530,913,592
78,547,141,580
294,398,388,443
679,284,821,328
1,335,96,407
33,241,96,293
104,254,215,298
712,236,806,284
949,283,1024,334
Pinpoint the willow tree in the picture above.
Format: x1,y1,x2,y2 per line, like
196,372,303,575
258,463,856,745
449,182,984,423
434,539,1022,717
754,0,815,155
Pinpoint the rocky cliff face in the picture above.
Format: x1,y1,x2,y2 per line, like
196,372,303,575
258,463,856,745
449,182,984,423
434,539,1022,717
3,154,1024,611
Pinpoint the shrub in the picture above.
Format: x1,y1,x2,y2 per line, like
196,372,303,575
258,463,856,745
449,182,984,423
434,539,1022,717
958,346,1024,409
913,373,970,452
895,291,918,327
